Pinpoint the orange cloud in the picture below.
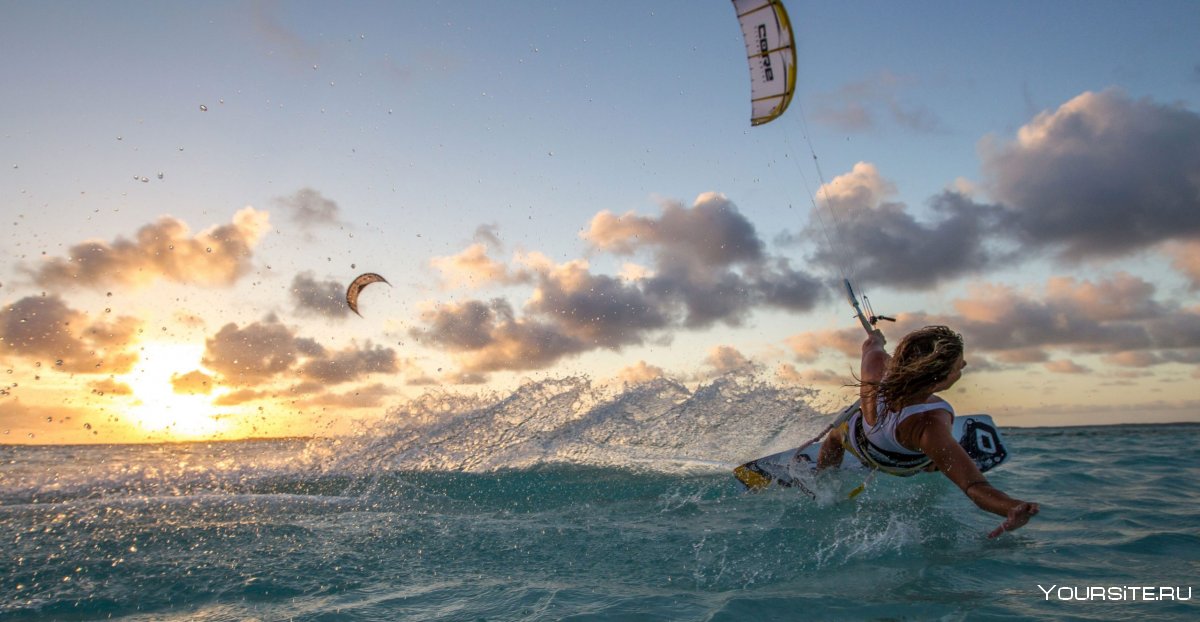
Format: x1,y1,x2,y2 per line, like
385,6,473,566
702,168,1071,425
616,361,665,384
776,363,844,386
784,328,861,362
171,370,214,394
431,243,527,289
704,345,755,375
28,207,269,289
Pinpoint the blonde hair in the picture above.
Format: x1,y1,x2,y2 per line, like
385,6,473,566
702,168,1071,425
866,325,963,412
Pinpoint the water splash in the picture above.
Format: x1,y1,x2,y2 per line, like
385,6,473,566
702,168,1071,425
319,373,834,475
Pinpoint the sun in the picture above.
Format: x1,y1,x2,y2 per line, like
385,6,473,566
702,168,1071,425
119,341,230,439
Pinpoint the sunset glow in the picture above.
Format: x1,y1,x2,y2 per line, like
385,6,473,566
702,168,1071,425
1,2,1197,444
119,342,230,438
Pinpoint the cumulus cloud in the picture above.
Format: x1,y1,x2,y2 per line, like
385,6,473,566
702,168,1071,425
585,193,823,324
981,88,1200,260
275,188,345,230
290,272,350,317
300,342,397,384
413,299,584,373
203,315,397,386
954,278,1198,362
1,295,141,374
583,192,765,266
704,345,756,375
430,243,528,289
783,273,1200,376
616,361,665,384
785,327,863,362
415,194,825,377
807,163,1000,289
27,208,269,289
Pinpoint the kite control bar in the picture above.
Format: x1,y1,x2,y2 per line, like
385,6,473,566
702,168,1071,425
844,279,895,335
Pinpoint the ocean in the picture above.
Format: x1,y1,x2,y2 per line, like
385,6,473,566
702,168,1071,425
2,376,1197,621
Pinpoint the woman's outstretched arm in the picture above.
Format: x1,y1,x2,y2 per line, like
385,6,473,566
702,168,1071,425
910,410,1040,537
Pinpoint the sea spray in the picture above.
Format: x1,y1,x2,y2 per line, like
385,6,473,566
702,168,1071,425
313,373,832,476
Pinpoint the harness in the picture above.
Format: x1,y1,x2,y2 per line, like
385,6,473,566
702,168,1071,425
840,405,938,478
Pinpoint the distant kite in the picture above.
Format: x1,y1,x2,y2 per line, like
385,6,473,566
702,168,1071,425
346,272,389,317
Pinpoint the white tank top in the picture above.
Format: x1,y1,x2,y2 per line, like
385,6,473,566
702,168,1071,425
863,398,955,455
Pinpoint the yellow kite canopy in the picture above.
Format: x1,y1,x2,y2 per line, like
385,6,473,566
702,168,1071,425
732,0,798,126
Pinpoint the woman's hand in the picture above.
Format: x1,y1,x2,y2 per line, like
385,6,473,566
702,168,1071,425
863,329,886,352
988,501,1040,538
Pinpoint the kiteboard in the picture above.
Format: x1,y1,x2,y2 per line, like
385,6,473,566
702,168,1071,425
734,409,1009,491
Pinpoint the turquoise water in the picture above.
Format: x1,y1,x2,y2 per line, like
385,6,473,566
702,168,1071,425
2,377,1198,620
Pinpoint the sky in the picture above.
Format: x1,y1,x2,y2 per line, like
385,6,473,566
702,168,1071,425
2,0,1198,444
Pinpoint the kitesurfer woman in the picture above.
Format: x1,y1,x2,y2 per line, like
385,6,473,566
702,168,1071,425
816,325,1039,537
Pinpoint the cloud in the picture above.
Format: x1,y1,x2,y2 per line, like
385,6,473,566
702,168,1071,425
784,327,864,362
525,259,671,344
800,91,1200,290
703,345,756,375
1044,272,1163,321
1165,240,1200,290
616,361,665,384
203,316,312,385
430,243,528,289
813,71,947,133
807,163,1000,289
981,88,1200,260
299,342,397,384
414,194,827,377
274,188,345,230
783,273,1200,377
413,299,584,373
0,295,141,374
202,315,397,386
213,388,269,406
583,192,765,266
171,370,214,394
410,194,825,377
1044,360,1091,374
585,193,823,325
27,207,269,290
290,272,351,317
952,277,1200,361
1102,351,1162,368
304,383,395,409
90,377,135,396
776,363,844,386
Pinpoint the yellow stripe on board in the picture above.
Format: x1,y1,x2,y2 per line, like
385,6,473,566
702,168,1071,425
733,465,773,490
